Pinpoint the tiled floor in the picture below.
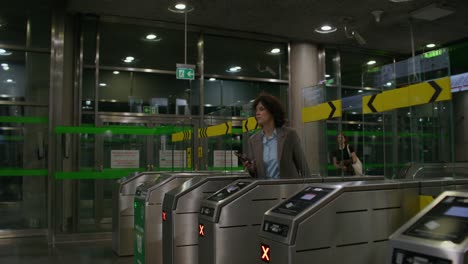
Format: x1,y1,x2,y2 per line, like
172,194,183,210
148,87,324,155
0,237,133,264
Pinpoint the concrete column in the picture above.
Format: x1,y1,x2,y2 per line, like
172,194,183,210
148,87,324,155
289,43,323,175
454,91,468,161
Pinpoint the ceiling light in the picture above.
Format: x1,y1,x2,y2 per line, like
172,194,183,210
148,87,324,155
204,104,213,107
2,66,9,71
99,83,107,87
0,49,12,56
168,1,194,13
123,56,135,63
113,71,120,74
175,3,186,10
146,34,157,40
227,66,241,73
315,25,337,34
270,48,280,54
367,60,376,65
325,74,330,78
5,79,14,83
208,78,216,81
358,90,363,93
1,63,7,67
426,43,436,48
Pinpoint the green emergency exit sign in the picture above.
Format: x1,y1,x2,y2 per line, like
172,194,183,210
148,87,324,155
176,64,195,80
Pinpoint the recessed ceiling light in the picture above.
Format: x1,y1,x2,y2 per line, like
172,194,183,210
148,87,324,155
0,49,12,56
315,25,337,34
175,3,186,10
270,48,280,54
99,83,107,87
426,43,436,48
208,78,216,81
123,56,135,63
367,60,376,65
146,34,157,40
168,1,194,13
113,71,120,74
226,66,242,73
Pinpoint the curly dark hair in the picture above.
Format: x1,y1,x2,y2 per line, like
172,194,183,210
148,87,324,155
252,93,286,128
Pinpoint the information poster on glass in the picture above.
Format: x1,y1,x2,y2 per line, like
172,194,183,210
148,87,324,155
159,150,186,168
111,150,140,168
213,150,237,167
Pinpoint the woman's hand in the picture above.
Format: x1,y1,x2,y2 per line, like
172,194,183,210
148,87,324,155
243,160,256,176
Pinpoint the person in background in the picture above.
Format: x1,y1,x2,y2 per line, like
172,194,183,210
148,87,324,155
332,133,358,175
242,93,310,179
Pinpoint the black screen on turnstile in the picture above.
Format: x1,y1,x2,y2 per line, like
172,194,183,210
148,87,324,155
271,186,333,216
206,181,250,202
403,196,468,244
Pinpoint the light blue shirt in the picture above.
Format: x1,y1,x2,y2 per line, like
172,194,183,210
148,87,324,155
262,129,279,179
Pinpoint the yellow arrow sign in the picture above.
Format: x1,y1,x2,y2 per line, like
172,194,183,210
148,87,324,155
198,121,232,138
363,77,451,114
242,117,258,132
171,130,192,142
302,99,342,123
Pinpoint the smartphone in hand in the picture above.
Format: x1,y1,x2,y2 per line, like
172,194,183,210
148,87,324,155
234,151,250,163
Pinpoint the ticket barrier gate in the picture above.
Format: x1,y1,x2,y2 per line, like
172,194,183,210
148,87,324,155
419,178,468,197
198,176,384,264
162,173,249,264
258,180,420,264
112,171,161,256
133,172,240,264
388,190,468,264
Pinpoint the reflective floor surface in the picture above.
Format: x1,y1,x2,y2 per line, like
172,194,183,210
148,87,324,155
0,237,133,264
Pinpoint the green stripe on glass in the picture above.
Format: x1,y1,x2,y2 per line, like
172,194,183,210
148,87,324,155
0,116,48,123
0,169,48,176
55,126,191,135
207,167,244,171
54,167,192,179
327,163,406,170
326,130,441,138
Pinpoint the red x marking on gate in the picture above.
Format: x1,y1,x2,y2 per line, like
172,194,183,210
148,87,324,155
199,224,205,236
261,244,270,262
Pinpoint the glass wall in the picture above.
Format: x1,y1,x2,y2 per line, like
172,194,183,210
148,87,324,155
310,47,454,178
0,8,50,232
62,16,291,233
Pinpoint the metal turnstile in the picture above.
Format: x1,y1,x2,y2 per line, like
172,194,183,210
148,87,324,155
112,171,161,256
198,176,384,264
258,180,420,264
419,178,468,197
133,171,242,264
388,190,468,264
162,173,248,264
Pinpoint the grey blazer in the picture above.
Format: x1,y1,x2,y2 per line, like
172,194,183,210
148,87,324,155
246,126,310,179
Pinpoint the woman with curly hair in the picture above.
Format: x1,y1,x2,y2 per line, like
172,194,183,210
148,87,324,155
242,93,310,179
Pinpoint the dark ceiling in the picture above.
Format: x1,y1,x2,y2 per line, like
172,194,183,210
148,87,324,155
65,0,468,55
